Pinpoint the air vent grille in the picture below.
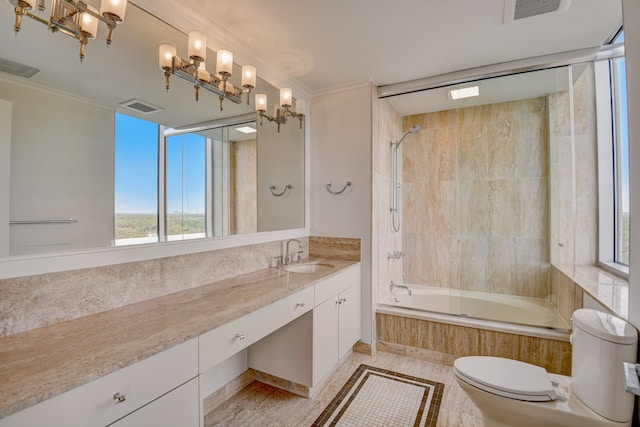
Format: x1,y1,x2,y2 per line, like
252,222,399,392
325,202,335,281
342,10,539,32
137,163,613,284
119,99,162,114
514,0,562,20
0,57,40,78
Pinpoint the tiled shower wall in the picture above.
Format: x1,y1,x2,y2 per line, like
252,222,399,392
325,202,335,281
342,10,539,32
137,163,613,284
372,95,403,307
401,99,550,297
549,63,598,274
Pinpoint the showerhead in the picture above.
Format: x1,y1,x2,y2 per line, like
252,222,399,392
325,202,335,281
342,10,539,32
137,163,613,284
408,125,422,134
393,125,422,148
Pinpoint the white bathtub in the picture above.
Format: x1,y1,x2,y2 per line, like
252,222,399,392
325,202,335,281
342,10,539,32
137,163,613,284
378,285,570,340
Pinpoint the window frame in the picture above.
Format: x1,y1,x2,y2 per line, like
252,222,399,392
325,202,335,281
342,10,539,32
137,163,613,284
595,34,629,279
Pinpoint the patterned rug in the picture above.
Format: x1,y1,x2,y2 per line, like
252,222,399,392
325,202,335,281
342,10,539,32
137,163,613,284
312,364,444,427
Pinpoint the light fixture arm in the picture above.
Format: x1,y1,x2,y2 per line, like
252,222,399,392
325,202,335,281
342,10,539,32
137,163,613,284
257,105,305,133
163,54,243,107
9,0,127,61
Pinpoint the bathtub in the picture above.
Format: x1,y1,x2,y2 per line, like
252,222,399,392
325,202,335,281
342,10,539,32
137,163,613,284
378,285,570,340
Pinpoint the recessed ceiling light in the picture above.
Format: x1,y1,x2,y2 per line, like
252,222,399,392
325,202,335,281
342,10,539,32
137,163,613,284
235,126,257,134
448,86,480,100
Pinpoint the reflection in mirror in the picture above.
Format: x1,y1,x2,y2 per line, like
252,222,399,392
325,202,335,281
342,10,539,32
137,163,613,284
114,115,260,246
0,3,305,258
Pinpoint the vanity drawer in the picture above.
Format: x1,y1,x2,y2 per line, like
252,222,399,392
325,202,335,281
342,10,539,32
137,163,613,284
199,286,314,373
0,338,198,427
314,265,359,306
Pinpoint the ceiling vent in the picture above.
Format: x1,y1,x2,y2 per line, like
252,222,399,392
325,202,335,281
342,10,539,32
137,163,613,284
119,98,162,114
0,57,40,78
504,0,571,24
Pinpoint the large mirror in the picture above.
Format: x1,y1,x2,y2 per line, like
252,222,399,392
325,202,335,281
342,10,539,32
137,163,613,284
0,2,305,257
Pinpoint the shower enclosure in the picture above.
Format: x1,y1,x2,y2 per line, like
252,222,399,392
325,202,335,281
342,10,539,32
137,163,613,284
378,46,625,331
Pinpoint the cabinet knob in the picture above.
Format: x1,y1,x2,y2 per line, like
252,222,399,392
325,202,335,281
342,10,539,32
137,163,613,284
296,302,305,308
235,333,246,340
339,298,347,304
113,392,126,404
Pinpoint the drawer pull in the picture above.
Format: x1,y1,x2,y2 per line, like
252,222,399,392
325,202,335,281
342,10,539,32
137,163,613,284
235,333,246,340
296,302,306,308
113,392,126,404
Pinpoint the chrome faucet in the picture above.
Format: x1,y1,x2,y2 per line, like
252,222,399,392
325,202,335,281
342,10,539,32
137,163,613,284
389,280,412,295
284,239,303,265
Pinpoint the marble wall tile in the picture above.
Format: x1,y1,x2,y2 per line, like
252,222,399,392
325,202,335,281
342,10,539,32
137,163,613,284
373,98,402,309
457,125,487,180
232,139,258,235
455,237,489,292
308,236,361,261
377,313,571,375
487,120,518,180
488,237,518,294
488,179,521,237
398,97,551,299
403,233,451,287
557,270,578,324
404,127,457,184
516,238,550,298
0,238,305,337
572,64,597,137
518,116,549,178
521,177,549,238
456,180,489,236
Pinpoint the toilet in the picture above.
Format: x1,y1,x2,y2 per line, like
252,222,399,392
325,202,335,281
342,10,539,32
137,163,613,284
454,309,638,427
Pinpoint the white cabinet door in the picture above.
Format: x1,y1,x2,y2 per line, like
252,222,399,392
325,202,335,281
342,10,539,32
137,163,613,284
110,378,199,427
312,296,339,383
338,284,360,359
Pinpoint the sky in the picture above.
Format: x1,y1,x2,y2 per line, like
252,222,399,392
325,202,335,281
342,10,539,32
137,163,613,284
114,113,206,214
616,32,629,213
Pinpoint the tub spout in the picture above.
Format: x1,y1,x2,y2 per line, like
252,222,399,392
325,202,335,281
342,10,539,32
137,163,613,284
390,280,412,296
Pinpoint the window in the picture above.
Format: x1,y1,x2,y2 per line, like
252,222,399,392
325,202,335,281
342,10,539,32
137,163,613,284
114,113,238,245
611,31,629,266
114,113,159,245
596,30,629,275
165,132,207,241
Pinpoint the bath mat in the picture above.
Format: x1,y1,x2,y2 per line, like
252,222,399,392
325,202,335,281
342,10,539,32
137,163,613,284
311,364,444,427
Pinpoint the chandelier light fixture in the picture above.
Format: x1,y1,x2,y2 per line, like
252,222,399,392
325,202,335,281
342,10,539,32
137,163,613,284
8,0,128,62
159,31,257,111
255,88,306,132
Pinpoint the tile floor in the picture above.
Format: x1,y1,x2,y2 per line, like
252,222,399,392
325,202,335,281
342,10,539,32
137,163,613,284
205,350,484,427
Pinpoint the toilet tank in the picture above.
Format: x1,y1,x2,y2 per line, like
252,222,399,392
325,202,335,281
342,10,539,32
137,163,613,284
571,308,638,422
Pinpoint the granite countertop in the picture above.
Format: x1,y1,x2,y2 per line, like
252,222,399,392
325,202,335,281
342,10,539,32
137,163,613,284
0,258,359,419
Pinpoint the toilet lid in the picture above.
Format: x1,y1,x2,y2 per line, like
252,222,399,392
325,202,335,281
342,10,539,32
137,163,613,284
454,356,557,402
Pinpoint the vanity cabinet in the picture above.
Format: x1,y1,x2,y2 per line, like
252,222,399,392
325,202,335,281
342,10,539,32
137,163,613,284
0,338,198,427
248,264,361,391
199,286,314,374
313,266,360,384
110,378,199,427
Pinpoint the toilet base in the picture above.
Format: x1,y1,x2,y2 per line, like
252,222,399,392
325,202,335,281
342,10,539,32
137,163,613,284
456,376,631,427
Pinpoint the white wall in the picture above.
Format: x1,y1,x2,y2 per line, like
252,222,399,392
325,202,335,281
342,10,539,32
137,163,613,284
0,99,11,257
2,79,114,255
623,0,640,329
311,84,373,343
257,112,305,232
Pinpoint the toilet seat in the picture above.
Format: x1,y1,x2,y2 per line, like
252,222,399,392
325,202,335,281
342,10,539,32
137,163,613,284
454,356,558,402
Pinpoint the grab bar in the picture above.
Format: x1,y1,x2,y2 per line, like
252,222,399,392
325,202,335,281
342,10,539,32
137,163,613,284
10,218,78,225
269,184,292,197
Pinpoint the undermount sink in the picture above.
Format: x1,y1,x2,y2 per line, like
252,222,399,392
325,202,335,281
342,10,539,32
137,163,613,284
284,262,335,274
